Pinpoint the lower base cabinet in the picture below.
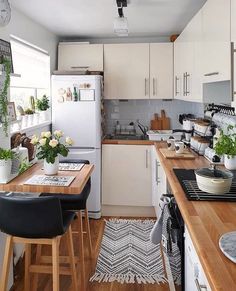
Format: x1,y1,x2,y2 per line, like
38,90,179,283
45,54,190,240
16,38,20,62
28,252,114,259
102,144,152,206
185,227,212,291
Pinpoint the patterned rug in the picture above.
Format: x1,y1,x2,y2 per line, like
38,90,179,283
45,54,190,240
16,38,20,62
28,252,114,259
90,219,167,284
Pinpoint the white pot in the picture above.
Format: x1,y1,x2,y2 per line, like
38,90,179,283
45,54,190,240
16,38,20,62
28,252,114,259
0,160,12,183
21,115,28,128
44,156,59,176
33,113,40,125
27,114,34,126
224,155,236,170
39,110,47,122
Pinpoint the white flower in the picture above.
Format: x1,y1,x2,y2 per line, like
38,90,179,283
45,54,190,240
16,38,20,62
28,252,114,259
44,131,51,138
41,131,46,138
65,137,73,145
39,138,47,146
54,130,63,138
49,139,58,148
30,135,39,145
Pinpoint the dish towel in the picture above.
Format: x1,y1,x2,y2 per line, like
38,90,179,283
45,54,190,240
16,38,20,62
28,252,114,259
150,195,171,244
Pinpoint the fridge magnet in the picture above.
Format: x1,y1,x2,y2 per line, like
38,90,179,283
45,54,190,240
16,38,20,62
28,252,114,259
0,39,14,73
7,102,16,121
66,87,73,101
79,89,95,101
57,88,65,103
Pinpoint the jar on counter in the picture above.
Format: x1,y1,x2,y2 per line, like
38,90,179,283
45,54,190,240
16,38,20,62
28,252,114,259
197,138,210,155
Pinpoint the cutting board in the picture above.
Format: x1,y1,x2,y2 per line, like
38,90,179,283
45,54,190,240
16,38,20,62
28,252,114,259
160,148,195,160
160,110,170,130
150,113,162,130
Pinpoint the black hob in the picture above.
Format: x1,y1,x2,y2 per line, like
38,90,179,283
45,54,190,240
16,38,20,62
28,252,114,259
173,169,236,202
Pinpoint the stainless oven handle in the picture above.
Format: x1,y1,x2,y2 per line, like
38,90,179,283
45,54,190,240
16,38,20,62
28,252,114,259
195,278,208,291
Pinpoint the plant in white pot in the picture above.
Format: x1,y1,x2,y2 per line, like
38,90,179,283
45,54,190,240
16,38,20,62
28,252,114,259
0,148,16,183
214,125,236,170
31,130,73,175
36,95,50,122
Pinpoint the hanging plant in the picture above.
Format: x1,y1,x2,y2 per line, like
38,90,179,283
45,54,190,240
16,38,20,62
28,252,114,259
0,56,11,136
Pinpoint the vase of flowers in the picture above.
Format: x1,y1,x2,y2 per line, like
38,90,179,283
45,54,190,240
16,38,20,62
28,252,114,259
31,130,73,175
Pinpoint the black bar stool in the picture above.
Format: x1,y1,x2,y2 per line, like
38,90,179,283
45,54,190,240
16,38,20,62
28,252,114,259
0,196,78,291
41,159,93,291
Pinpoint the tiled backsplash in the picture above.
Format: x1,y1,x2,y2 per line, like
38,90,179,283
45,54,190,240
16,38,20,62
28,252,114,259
104,99,204,134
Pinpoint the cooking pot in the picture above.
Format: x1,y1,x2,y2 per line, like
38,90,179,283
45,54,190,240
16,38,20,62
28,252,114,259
195,166,233,194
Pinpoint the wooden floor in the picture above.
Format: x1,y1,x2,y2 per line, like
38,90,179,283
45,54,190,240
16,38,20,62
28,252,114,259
11,217,170,291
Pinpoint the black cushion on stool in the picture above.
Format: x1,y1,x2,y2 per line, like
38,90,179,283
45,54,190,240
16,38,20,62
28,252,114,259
41,159,91,211
0,196,76,238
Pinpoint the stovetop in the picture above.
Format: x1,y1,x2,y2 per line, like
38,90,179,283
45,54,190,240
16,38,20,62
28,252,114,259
173,169,236,202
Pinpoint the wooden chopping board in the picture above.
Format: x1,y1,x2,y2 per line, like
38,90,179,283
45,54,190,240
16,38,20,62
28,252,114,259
160,148,195,160
160,110,170,130
150,113,162,130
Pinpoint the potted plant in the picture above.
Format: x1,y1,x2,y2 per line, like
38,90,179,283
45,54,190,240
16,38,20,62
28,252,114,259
0,57,11,136
0,148,16,183
31,130,73,175
214,125,236,170
29,96,39,125
36,95,50,122
25,108,34,126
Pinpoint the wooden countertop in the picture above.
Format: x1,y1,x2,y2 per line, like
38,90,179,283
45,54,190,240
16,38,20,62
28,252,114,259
0,163,94,194
155,142,236,291
102,139,154,145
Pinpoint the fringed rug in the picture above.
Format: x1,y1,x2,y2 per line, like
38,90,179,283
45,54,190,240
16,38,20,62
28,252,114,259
90,219,167,284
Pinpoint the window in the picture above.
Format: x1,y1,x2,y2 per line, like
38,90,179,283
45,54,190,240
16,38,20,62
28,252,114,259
10,37,50,113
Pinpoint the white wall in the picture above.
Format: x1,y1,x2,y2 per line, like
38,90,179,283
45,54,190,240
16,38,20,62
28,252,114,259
0,7,58,148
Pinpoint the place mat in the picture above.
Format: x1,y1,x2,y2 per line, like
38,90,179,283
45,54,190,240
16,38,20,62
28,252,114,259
160,148,195,160
59,163,84,171
24,175,75,187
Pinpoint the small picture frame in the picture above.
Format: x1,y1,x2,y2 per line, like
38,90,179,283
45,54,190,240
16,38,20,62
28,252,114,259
79,89,95,101
7,102,16,122
0,39,14,73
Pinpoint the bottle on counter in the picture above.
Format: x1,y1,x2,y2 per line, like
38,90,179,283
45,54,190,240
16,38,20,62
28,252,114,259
73,87,78,101
66,88,72,101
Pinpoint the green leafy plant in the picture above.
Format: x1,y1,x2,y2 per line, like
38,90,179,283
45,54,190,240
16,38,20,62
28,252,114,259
25,108,34,115
0,57,11,136
18,158,30,174
0,148,16,160
214,125,236,157
31,130,73,164
36,95,50,111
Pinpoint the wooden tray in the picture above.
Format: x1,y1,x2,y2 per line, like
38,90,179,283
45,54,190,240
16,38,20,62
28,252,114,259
160,148,195,160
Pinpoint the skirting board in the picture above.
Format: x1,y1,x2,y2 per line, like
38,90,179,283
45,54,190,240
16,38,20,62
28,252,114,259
102,205,156,217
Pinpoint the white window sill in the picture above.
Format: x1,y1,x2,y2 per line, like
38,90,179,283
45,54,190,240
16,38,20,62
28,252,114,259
11,120,51,136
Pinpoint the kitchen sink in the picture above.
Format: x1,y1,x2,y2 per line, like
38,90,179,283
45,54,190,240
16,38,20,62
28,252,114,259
105,134,148,140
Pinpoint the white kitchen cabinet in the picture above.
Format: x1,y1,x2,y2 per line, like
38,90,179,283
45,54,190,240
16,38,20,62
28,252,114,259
58,43,103,71
151,146,166,217
231,0,236,101
102,144,152,206
104,43,150,100
150,43,173,99
202,0,231,83
185,227,212,291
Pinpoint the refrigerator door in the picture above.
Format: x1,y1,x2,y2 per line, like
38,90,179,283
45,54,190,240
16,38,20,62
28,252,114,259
61,147,101,219
51,75,101,148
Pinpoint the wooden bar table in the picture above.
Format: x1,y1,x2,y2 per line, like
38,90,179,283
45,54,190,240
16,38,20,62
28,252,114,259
0,162,94,291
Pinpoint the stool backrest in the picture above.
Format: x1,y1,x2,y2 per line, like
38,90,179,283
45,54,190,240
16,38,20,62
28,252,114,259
0,196,66,238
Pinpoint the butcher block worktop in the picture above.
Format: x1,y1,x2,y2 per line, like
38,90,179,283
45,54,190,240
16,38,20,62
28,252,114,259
155,142,236,291
102,139,154,145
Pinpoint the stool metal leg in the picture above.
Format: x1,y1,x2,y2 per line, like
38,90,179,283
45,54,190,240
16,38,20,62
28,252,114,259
66,226,78,291
24,244,32,291
52,237,60,291
0,235,13,291
77,210,85,291
84,208,93,258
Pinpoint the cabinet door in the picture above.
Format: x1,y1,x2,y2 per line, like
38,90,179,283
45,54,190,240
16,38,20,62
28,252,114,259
202,0,231,83
232,0,236,42
102,145,152,206
104,44,149,99
174,39,184,99
231,0,236,101
150,43,173,99
58,43,103,71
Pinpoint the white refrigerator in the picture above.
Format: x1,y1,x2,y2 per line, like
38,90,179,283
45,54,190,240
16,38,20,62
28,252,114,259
51,75,102,219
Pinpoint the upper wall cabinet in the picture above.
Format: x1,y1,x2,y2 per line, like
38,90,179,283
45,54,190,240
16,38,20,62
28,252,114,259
104,43,173,100
58,43,104,71
150,43,173,99
231,0,236,100
104,43,149,99
202,0,231,83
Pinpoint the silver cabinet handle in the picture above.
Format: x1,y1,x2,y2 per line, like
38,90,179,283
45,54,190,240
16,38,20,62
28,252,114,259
71,66,89,69
153,78,155,96
175,76,179,96
183,73,186,96
231,42,236,101
156,160,160,184
145,150,148,168
204,72,219,77
195,278,208,291
186,72,190,95
145,78,147,96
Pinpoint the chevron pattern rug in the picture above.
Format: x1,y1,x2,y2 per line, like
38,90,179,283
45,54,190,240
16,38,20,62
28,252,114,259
90,219,167,284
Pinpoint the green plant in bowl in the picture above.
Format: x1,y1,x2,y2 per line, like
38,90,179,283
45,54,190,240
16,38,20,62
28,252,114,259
25,108,34,115
36,95,50,111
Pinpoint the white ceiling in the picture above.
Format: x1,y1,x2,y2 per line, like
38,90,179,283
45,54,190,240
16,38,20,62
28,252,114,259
10,0,207,38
